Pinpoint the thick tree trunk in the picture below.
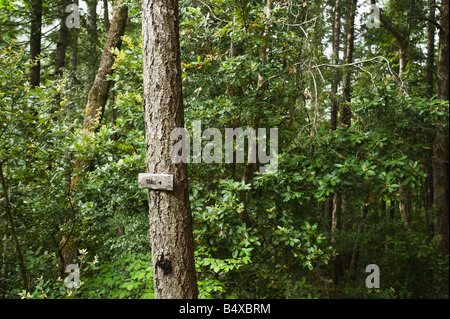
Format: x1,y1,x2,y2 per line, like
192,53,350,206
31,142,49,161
29,0,42,87
142,0,198,299
433,0,449,255
398,43,408,75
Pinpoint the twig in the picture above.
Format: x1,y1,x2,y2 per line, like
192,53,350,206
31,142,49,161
196,0,229,24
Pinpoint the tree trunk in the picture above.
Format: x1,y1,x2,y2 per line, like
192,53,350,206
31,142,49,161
340,0,356,127
372,0,411,76
349,206,368,276
398,181,411,229
433,0,449,255
142,0,198,299
398,42,408,75
86,0,100,88
69,0,79,86
423,145,434,237
330,0,341,131
423,0,436,239
104,0,110,31
329,0,343,284
0,162,28,291
54,0,72,77
29,0,42,87
71,0,127,185
331,193,344,283
59,0,128,277
426,0,436,97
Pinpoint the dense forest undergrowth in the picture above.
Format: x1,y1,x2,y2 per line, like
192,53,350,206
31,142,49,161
0,0,448,299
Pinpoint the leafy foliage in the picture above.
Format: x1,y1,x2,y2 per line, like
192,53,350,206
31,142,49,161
1,0,448,300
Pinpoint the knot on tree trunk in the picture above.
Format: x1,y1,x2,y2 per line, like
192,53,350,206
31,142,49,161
156,252,172,275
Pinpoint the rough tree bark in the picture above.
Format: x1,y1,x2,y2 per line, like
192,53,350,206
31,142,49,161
86,0,100,89
426,0,436,97
423,0,436,238
372,0,414,75
29,0,42,87
340,0,356,127
330,0,341,131
340,0,356,276
433,0,449,255
142,0,198,298
54,0,73,77
104,0,110,31
0,162,28,291
58,0,128,277
329,0,344,284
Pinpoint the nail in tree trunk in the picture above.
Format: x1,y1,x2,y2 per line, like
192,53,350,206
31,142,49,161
29,0,42,87
142,0,198,298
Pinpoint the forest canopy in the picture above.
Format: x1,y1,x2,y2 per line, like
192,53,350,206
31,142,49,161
0,0,448,299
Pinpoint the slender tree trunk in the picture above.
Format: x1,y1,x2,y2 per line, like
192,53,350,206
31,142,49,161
59,0,128,277
0,162,28,291
372,0,411,76
340,0,356,127
104,0,110,31
423,147,434,237
86,0,100,89
142,0,198,299
426,0,436,97
331,193,344,283
1,219,7,299
69,0,79,86
71,0,127,185
433,0,449,255
241,0,273,227
349,206,368,275
29,0,42,87
54,0,72,77
398,181,411,228
423,0,436,239
330,0,341,131
329,0,343,284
